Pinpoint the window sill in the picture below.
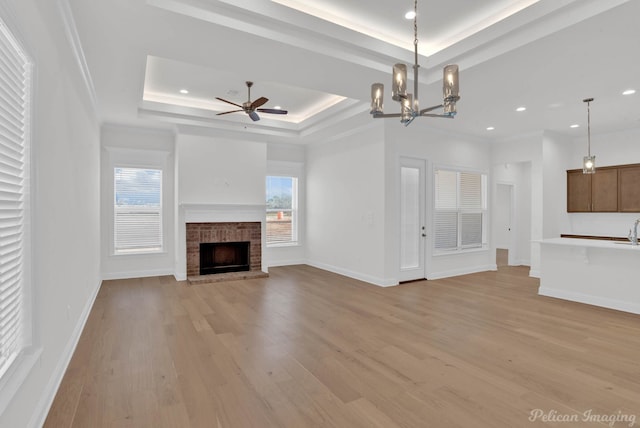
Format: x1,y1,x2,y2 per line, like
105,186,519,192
0,346,42,416
267,242,301,249
111,250,168,257
433,246,488,257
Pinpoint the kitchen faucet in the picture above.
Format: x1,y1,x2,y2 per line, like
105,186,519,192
629,219,640,246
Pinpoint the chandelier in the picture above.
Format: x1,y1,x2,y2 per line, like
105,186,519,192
370,0,460,126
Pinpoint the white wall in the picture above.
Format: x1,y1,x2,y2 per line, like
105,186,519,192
0,1,101,427
542,131,573,238
177,134,266,205
385,124,494,281
306,123,389,285
100,125,176,279
566,127,640,236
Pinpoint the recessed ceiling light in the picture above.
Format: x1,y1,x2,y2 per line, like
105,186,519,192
179,89,189,94
405,11,416,19
570,124,580,128
516,106,526,112
623,89,636,95
486,126,495,131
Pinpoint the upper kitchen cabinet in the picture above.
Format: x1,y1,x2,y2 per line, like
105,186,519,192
567,165,624,213
618,164,640,212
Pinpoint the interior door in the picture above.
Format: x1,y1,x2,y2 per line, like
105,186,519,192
399,158,426,282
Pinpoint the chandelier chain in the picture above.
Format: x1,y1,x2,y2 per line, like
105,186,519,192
414,0,418,47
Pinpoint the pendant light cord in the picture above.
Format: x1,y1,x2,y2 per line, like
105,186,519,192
587,100,591,157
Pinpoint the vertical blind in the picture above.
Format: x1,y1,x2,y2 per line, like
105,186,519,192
114,167,162,253
434,169,486,251
0,20,28,379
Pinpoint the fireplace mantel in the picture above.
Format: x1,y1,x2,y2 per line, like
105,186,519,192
175,203,267,281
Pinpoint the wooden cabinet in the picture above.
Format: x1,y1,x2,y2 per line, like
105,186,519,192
592,168,618,212
567,164,639,212
619,165,640,212
567,170,591,212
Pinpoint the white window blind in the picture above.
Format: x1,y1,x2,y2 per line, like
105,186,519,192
266,176,298,245
434,169,487,252
0,19,29,379
114,167,162,254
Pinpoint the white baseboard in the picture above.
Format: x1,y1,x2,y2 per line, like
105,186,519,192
305,260,397,287
529,269,540,278
267,259,307,268
30,279,102,428
538,286,640,315
426,264,496,280
102,268,175,281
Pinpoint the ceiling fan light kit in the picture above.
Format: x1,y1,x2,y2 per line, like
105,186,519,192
370,0,460,126
216,81,288,122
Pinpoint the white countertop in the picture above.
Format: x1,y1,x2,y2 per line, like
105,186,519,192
540,237,640,250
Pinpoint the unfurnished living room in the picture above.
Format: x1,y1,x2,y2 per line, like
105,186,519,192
1,0,640,427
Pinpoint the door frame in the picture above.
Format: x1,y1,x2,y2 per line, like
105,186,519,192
398,157,427,282
495,181,517,266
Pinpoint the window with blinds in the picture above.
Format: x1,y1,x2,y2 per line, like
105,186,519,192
0,19,30,380
434,169,487,252
266,176,298,245
114,167,163,254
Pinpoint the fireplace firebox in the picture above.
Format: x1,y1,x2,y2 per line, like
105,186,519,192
199,241,250,275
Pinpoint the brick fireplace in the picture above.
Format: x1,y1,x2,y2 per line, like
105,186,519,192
177,203,267,283
186,222,261,277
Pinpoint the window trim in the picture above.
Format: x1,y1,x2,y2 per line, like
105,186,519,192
266,175,299,247
266,161,303,248
0,8,41,416
105,147,169,257
433,166,488,255
113,167,163,255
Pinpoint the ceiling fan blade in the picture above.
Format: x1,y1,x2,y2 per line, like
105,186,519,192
251,97,268,109
215,97,243,108
216,110,243,116
257,108,288,115
248,111,260,121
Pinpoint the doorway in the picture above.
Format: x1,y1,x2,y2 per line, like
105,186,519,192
399,157,427,282
495,182,515,266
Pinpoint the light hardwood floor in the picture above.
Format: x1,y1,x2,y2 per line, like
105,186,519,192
44,265,640,427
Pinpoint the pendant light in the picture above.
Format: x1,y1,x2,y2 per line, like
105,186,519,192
582,98,596,174
370,0,460,126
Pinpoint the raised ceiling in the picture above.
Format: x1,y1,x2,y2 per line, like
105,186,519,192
66,0,639,142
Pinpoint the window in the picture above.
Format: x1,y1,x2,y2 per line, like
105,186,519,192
266,176,298,245
113,167,163,254
0,17,31,380
434,169,487,252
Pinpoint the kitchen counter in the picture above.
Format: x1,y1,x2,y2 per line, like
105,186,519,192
539,237,640,314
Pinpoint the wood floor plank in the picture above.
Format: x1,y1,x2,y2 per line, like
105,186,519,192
45,266,640,427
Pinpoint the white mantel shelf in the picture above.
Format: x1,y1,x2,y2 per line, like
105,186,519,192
539,238,640,315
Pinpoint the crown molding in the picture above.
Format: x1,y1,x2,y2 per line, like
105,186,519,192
56,0,99,118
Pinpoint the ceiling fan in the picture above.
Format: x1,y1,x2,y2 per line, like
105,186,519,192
216,81,288,121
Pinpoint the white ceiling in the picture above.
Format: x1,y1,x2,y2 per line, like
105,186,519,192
67,0,640,142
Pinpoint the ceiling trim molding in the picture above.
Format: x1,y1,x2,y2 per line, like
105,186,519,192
56,0,99,118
